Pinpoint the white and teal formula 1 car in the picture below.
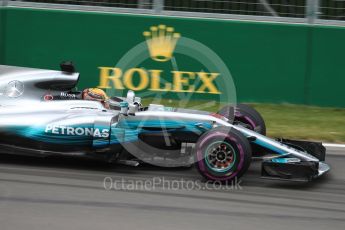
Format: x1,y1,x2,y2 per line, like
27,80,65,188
0,63,329,182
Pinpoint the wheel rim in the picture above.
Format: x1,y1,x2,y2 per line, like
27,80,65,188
204,141,236,173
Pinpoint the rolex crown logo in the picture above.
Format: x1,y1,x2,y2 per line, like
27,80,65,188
143,25,180,62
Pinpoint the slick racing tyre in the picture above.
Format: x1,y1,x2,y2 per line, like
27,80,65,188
195,127,252,183
218,104,266,135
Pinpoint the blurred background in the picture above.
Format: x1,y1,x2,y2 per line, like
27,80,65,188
5,0,345,20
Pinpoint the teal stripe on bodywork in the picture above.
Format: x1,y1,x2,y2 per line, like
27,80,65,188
110,119,213,144
117,119,212,132
254,139,287,155
110,125,139,144
4,120,213,147
4,125,103,146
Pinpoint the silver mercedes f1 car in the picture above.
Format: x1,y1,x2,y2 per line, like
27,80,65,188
0,62,330,182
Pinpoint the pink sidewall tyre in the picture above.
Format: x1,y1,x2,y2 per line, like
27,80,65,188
195,127,252,183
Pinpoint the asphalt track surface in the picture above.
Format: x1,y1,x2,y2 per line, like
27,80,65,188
0,150,344,230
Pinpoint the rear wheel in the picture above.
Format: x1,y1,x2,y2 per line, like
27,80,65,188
195,127,252,183
218,104,266,135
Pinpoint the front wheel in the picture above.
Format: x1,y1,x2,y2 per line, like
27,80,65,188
194,127,252,183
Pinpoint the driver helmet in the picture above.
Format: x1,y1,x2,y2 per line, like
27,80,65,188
82,88,109,108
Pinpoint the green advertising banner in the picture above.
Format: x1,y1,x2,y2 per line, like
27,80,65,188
0,7,6,64
0,7,344,107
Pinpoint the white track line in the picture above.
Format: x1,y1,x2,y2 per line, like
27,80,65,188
324,143,345,148
324,143,345,156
